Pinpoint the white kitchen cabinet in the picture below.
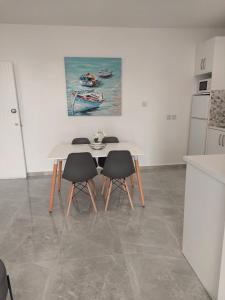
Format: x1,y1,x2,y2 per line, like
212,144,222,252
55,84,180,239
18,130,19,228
195,37,225,89
206,128,225,154
195,38,215,76
211,37,225,90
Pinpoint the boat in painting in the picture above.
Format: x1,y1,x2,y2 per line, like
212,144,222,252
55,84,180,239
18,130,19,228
72,90,104,113
98,70,112,78
79,73,98,87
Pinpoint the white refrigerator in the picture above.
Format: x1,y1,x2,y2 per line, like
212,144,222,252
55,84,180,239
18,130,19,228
188,94,210,155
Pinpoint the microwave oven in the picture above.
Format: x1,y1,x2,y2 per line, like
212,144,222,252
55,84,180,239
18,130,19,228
197,79,211,94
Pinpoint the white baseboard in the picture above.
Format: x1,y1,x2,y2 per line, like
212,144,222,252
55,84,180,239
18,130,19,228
26,163,186,178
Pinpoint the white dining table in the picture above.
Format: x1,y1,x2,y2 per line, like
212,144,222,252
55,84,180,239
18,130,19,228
48,142,145,212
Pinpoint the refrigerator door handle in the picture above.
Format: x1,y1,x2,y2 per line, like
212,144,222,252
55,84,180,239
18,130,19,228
191,117,207,120
219,134,222,146
222,135,225,147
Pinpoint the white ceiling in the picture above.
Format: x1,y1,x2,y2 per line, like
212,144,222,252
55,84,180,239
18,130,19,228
0,0,225,28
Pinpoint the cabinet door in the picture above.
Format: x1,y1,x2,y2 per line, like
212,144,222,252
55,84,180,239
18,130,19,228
195,43,205,76
195,39,215,76
211,37,225,90
206,129,225,154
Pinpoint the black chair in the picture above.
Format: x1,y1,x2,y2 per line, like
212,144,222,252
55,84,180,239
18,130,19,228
0,260,13,300
98,136,119,168
62,153,98,216
72,137,97,167
102,150,135,211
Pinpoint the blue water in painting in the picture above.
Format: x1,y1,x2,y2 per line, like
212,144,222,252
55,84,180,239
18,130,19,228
64,57,121,116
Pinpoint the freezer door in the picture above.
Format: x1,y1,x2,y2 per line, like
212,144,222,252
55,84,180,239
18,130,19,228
191,95,210,119
188,118,208,155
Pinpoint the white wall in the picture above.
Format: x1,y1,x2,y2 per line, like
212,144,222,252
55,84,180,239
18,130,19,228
0,24,225,172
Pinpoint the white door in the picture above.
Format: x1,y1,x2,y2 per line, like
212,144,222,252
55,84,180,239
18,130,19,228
0,61,26,178
206,128,225,154
188,118,208,155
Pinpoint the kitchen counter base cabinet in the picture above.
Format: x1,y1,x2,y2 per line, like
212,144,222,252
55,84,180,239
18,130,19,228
183,164,225,300
206,128,225,154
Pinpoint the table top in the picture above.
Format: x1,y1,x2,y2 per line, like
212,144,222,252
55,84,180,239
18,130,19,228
49,142,144,160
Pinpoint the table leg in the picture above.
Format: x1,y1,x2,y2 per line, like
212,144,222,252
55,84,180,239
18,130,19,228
134,158,145,207
57,160,62,192
49,161,58,213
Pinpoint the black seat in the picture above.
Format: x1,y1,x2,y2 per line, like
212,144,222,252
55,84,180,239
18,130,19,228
102,137,119,144
102,150,135,211
72,137,97,167
72,137,90,145
63,152,98,216
98,136,119,168
0,260,13,300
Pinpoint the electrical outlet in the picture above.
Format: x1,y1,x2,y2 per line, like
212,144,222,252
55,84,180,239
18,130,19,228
166,115,171,120
171,114,177,120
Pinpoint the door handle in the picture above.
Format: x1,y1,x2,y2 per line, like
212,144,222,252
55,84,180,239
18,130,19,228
203,58,206,70
222,135,225,147
219,134,222,146
200,59,203,70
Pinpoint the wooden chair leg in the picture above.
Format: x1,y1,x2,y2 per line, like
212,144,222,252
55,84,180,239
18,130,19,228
121,179,126,191
105,180,112,211
67,184,75,216
103,178,110,202
130,174,134,188
101,176,107,195
89,179,97,198
101,174,105,184
124,180,134,210
87,181,97,213
67,183,73,203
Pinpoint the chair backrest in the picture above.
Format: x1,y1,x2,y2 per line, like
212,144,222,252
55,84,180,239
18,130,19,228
0,260,8,300
102,150,135,179
72,138,90,145
102,136,119,144
62,152,97,183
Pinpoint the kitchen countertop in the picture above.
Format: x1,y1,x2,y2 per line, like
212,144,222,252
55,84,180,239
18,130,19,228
208,126,225,132
183,154,225,184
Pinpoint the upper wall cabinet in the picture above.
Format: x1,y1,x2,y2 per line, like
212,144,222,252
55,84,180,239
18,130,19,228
195,38,214,76
195,37,225,90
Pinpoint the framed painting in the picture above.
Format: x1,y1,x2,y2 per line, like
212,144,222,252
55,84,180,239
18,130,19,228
64,57,121,116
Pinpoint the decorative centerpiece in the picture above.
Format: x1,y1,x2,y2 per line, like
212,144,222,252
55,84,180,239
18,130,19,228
90,130,106,150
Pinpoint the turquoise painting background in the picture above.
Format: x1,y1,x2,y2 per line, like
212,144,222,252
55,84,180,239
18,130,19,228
64,57,121,116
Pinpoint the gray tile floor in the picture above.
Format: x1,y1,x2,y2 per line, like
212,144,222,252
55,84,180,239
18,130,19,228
0,167,211,300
